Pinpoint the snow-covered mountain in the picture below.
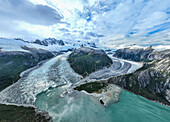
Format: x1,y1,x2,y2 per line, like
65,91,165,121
0,37,169,54
33,38,65,46
0,38,97,52
107,43,170,51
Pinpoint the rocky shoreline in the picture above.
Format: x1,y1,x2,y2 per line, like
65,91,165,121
0,103,53,122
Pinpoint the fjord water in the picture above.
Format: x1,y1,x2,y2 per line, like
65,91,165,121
35,86,170,122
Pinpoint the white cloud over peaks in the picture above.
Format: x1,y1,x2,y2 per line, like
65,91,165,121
0,0,169,47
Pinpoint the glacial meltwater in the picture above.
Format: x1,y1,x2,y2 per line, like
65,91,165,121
35,86,170,122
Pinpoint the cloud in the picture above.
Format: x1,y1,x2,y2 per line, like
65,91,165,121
0,0,170,47
85,32,104,38
0,0,62,25
0,0,62,39
58,28,69,32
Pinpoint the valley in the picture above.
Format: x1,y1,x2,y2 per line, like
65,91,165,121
0,38,169,122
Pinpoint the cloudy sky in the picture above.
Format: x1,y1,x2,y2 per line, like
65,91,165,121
0,0,170,47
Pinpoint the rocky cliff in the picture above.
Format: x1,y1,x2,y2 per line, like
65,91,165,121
113,46,170,62
108,57,170,105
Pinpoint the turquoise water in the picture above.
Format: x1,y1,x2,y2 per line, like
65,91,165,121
35,86,170,122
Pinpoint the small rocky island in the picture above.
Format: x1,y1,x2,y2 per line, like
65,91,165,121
68,47,113,77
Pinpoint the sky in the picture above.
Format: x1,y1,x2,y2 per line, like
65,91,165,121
0,0,170,48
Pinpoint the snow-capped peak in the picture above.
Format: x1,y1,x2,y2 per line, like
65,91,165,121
33,38,65,46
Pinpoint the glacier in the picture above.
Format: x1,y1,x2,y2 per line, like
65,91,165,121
0,53,82,105
84,54,143,82
0,51,142,105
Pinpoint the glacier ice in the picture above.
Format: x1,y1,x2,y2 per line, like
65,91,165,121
0,53,82,105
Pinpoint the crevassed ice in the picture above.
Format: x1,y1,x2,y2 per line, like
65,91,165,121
0,53,82,105
83,55,142,82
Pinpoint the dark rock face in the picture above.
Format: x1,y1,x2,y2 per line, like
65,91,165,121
34,39,42,45
35,107,53,122
100,99,105,105
68,47,113,77
0,104,53,122
87,42,97,48
108,57,170,105
33,38,65,46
